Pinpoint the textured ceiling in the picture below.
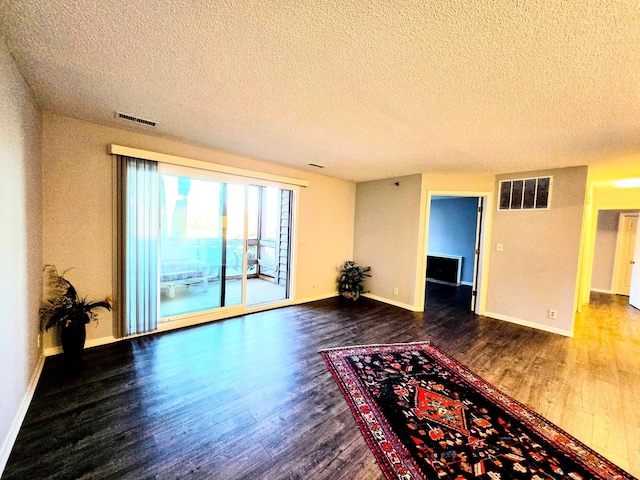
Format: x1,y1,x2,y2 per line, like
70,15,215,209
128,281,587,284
1,0,640,183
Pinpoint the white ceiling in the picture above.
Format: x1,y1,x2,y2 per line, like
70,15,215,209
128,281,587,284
2,0,640,183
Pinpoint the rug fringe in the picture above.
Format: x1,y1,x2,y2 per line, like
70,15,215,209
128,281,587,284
318,340,431,353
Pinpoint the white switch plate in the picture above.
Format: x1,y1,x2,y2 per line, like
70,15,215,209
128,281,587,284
496,244,503,251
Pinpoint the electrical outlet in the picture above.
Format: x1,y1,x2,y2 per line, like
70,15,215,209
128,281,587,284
548,309,557,319
311,284,315,290
393,287,399,295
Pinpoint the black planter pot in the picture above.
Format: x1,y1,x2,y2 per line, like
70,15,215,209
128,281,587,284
60,321,86,364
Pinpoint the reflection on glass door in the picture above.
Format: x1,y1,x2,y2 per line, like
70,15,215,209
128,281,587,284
159,174,245,318
246,185,291,306
223,184,246,306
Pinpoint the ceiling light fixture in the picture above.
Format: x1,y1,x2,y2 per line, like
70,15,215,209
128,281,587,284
614,177,640,188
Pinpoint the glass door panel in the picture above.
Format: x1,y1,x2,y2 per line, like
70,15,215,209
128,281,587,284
160,174,223,317
223,183,246,307
246,186,291,306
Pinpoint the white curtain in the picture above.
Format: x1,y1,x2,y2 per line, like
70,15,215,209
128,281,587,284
115,155,159,337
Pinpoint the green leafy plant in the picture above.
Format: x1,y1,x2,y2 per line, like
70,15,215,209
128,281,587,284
337,261,371,301
40,265,112,331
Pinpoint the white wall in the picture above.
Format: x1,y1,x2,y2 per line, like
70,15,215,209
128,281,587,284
42,113,356,349
486,166,588,335
0,40,43,472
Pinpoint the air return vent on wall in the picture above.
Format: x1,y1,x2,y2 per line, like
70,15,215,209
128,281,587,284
498,176,552,211
115,111,156,127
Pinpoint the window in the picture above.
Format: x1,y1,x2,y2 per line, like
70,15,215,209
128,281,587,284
498,176,551,211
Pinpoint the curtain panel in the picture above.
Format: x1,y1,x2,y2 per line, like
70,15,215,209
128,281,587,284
115,155,159,338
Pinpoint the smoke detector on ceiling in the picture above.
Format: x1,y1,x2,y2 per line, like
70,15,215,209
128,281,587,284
115,111,156,127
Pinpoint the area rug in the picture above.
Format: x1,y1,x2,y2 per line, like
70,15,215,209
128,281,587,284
320,342,634,480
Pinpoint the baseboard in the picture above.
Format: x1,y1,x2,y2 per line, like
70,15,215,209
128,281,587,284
485,311,573,337
44,335,118,357
590,288,613,294
0,353,45,475
295,292,338,304
362,293,419,312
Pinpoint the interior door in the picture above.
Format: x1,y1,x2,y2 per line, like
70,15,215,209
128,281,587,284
614,214,638,296
470,197,483,312
629,217,640,309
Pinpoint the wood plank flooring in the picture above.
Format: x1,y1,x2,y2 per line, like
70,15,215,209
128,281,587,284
3,285,639,479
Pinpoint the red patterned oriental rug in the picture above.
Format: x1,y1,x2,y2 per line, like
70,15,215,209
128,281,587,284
320,342,634,480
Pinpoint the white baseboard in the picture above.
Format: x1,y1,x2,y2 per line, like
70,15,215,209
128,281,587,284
485,311,573,337
363,293,419,312
590,288,613,294
44,335,118,357
295,292,338,304
0,354,45,475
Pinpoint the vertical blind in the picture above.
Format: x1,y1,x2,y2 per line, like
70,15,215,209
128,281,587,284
115,155,159,337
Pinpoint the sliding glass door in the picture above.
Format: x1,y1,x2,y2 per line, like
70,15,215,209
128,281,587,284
246,186,290,306
158,165,294,320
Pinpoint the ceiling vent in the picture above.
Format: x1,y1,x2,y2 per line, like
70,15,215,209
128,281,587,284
308,163,325,169
115,111,156,127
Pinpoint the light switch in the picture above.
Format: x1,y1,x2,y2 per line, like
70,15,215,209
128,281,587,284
496,244,503,252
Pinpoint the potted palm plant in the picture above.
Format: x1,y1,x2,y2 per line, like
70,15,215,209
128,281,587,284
337,261,371,301
40,265,112,362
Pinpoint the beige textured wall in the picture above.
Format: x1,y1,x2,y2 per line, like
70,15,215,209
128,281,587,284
354,175,423,307
42,113,355,348
0,40,43,469
422,173,495,193
592,186,640,209
486,166,588,334
591,211,620,292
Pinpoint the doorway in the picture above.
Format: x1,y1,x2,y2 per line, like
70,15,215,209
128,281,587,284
590,209,640,311
424,195,486,313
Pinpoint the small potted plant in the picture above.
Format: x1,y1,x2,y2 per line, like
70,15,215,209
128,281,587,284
40,265,112,363
337,261,371,301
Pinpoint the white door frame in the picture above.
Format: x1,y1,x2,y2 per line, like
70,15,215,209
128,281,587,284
418,190,493,315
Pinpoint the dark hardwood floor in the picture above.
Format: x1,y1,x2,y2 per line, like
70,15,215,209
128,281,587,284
3,286,639,479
